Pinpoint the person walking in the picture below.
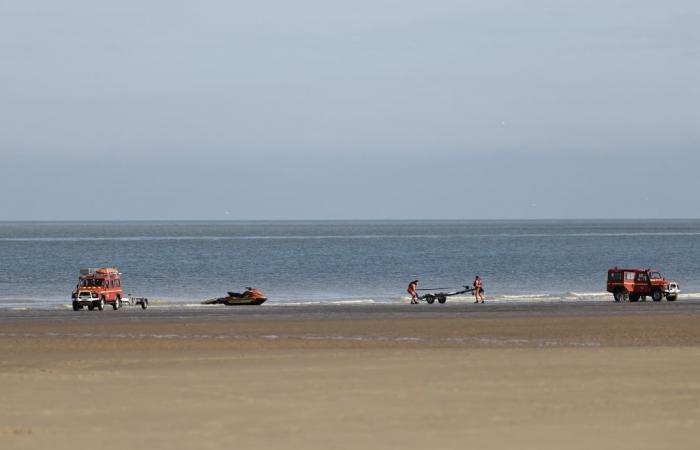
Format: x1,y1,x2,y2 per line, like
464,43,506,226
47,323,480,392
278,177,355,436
473,275,484,303
407,279,419,304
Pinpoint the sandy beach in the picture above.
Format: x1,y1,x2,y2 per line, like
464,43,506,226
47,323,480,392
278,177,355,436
2,302,700,450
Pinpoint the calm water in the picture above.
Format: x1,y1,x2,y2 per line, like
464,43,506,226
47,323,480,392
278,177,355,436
1,220,699,308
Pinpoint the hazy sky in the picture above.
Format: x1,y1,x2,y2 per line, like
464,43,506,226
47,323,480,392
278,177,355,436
1,1,698,220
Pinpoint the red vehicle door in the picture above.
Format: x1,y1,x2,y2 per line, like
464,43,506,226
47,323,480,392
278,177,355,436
623,271,636,293
635,272,651,295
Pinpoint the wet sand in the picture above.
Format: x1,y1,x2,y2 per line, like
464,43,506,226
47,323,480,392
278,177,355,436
2,302,700,449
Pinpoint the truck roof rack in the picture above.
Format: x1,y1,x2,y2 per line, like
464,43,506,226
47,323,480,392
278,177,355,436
80,267,120,275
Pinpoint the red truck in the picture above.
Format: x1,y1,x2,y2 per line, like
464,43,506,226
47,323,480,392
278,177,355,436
71,267,124,311
606,267,680,302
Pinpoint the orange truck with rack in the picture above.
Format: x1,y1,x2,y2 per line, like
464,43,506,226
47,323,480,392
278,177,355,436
71,267,124,311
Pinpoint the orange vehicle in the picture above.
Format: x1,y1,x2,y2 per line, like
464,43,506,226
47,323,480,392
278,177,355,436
606,267,680,302
71,267,124,311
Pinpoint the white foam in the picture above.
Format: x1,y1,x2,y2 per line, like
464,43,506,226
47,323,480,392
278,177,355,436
272,301,324,307
499,294,554,300
329,299,376,305
565,291,611,298
270,298,379,306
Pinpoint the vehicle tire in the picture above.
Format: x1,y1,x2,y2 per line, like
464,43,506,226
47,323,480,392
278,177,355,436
651,289,663,302
113,295,121,310
437,296,447,304
629,293,640,302
425,295,435,304
613,289,628,302
88,304,94,311
72,301,81,311
141,299,148,310
667,295,677,301
98,298,105,311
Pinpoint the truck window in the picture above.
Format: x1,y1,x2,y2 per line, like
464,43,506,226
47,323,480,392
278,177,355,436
608,272,623,282
636,273,648,282
624,272,635,281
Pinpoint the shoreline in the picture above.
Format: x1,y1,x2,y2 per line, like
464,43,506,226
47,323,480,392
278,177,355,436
2,292,700,310
3,296,700,313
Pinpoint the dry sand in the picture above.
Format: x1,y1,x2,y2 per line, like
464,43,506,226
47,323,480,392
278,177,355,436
2,308,700,449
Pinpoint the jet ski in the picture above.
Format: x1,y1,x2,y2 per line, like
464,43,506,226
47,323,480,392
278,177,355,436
202,287,267,306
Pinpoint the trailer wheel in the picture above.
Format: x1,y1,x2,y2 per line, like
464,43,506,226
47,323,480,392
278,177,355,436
651,289,663,302
437,296,447,304
113,295,121,310
141,299,148,309
613,289,628,302
425,295,435,304
97,298,105,311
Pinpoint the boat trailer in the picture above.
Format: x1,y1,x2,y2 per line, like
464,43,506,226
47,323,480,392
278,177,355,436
122,294,149,309
418,285,474,304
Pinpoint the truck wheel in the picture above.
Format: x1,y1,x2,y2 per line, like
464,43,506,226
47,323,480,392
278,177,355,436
651,289,663,302
425,295,435,304
97,298,105,311
113,295,121,310
72,301,81,311
613,289,628,302
667,295,677,301
437,296,447,304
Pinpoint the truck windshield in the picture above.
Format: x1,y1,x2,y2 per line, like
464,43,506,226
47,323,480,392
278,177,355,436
650,272,662,279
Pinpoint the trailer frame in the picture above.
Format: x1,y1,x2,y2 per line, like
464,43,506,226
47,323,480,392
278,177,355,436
419,285,474,304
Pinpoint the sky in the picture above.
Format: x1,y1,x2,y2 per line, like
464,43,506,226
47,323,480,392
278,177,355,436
1,0,698,220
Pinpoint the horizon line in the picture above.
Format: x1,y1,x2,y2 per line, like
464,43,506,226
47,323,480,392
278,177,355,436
2,218,700,223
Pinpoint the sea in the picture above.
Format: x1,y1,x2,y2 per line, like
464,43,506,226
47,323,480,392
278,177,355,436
1,220,699,309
